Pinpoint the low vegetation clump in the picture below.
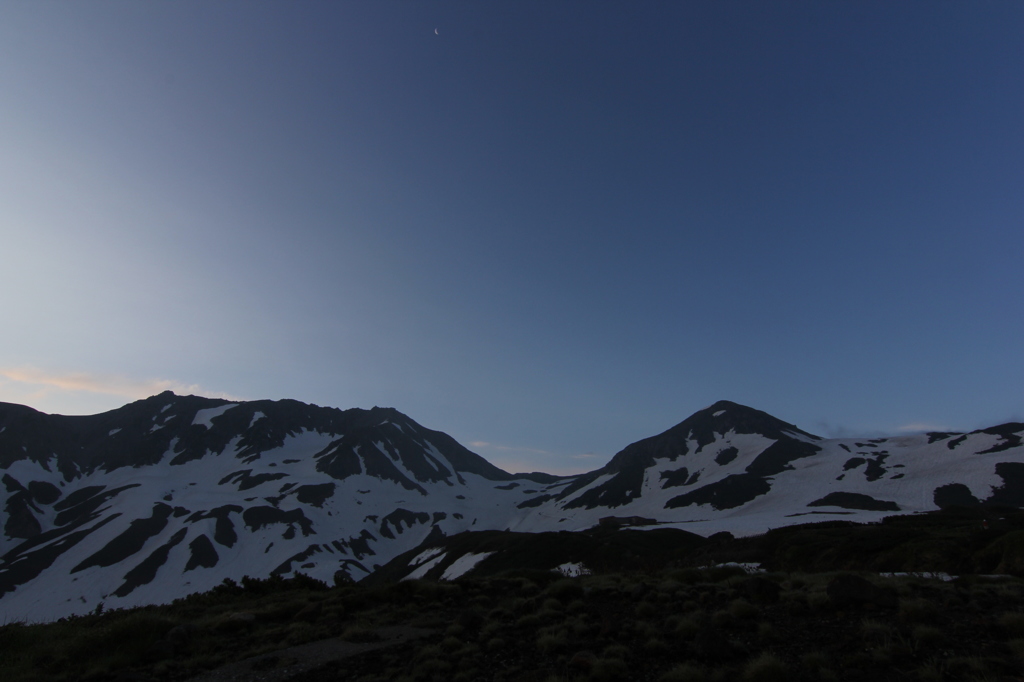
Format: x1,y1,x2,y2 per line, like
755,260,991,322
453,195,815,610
6,509,1024,682
2,567,1023,682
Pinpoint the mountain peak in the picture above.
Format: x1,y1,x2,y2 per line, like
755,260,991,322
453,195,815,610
685,400,821,442
538,401,824,511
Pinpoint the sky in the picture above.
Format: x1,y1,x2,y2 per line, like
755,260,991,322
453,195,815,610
1,1,1022,475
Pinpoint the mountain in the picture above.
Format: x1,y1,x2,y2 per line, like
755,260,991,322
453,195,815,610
0,391,564,621
508,400,1024,536
511,400,821,514
1,395,1023,621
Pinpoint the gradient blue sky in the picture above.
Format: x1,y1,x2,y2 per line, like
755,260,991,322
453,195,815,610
1,2,1022,474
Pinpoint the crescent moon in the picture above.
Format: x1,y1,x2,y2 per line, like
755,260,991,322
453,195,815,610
434,28,439,35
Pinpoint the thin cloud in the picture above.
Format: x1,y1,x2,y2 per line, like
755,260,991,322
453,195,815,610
895,422,953,433
0,366,242,402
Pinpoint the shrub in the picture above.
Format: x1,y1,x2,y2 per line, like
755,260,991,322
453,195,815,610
455,642,480,659
643,637,670,654
487,606,511,621
536,628,569,655
542,598,563,611
440,635,462,652
756,622,779,643
912,625,944,650
674,614,702,639
567,599,587,614
800,651,829,672
780,591,809,615
519,579,540,596
479,621,502,639
729,599,759,621
568,615,594,637
512,597,535,613
590,657,629,681
659,579,683,594
636,602,659,619
671,569,703,585
1000,612,1024,638
283,621,314,645
873,640,914,667
710,609,734,629
59,611,179,671
807,591,832,612
414,657,452,676
634,620,659,639
660,663,709,682
898,598,937,624
229,573,329,596
944,656,995,680
516,614,542,629
915,657,945,682
861,619,895,642
742,652,787,682
537,606,565,624
602,644,629,659
413,644,442,662
546,579,585,602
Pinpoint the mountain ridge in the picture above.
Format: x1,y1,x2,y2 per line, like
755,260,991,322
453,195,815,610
2,392,1023,621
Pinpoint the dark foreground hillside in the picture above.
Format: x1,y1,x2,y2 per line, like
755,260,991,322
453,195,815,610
370,506,1024,582
3,509,1024,682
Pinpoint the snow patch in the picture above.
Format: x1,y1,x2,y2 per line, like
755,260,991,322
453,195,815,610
712,562,765,574
441,552,494,580
553,562,591,577
192,404,237,428
249,411,266,428
713,410,726,417
403,553,446,580
410,547,445,566
108,428,121,436
880,572,954,582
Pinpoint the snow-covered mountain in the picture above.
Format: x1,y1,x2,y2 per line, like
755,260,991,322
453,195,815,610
508,401,1024,537
0,392,562,621
1,394,1022,621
